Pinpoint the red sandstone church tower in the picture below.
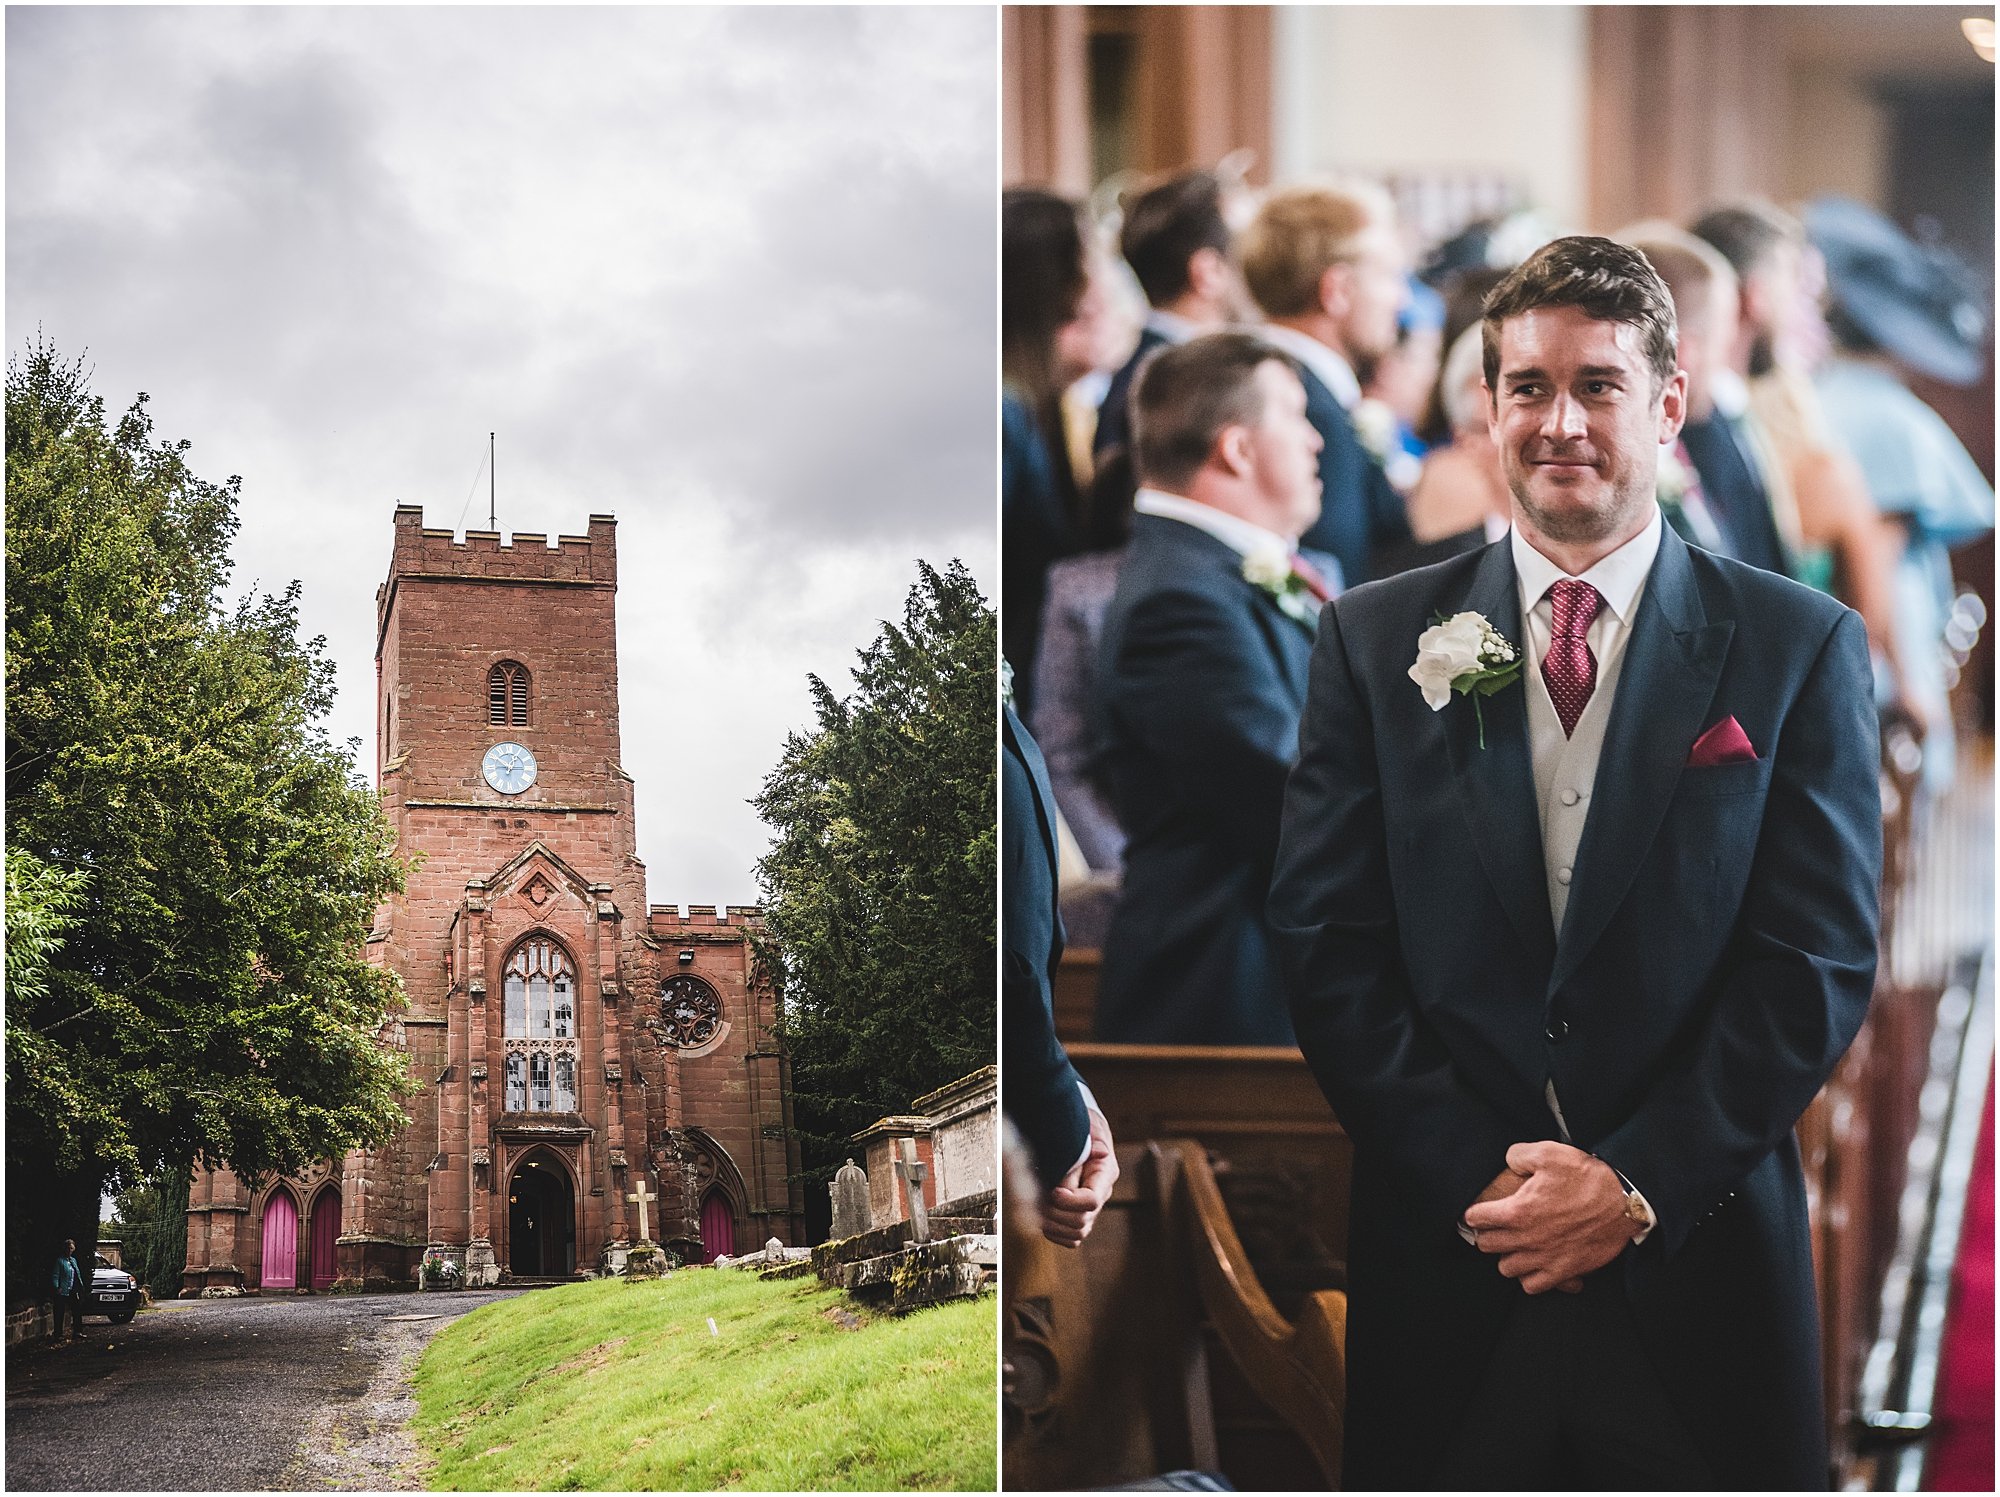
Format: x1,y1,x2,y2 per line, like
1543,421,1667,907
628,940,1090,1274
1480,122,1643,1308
183,508,803,1293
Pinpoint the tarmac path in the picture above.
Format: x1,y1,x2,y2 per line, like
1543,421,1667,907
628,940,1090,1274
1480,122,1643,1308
5,1288,522,1491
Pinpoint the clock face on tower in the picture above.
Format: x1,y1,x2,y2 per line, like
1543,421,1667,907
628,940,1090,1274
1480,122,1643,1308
482,742,537,795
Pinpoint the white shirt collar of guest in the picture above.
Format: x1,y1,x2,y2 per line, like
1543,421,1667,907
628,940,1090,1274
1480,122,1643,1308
1510,504,1663,627
1134,487,1295,564
1144,308,1202,345
1251,323,1362,410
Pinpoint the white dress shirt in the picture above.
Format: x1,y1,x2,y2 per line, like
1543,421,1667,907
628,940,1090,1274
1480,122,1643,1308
1253,324,1363,410
1510,505,1664,1239
1133,487,1294,567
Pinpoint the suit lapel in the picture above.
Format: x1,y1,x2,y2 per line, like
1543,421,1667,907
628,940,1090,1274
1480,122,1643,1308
1551,527,1732,991
1441,541,1557,969
1005,704,1062,874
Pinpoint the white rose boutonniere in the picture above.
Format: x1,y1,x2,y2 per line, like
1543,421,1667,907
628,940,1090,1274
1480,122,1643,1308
1242,548,1319,630
1408,610,1522,748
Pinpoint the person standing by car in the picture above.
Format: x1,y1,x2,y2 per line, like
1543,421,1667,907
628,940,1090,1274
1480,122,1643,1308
51,1239,85,1342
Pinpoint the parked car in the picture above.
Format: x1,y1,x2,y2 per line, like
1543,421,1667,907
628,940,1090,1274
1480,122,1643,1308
87,1254,139,1323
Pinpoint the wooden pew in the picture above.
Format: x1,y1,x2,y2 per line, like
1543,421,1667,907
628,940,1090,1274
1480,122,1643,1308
1051,946,1099,1047
1002,1124,1348,1490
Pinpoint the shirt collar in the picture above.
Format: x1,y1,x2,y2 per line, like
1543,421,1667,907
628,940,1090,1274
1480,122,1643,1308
1144,308,1202,345
1134,487,1294,563
1510,504,1663,626
1253,323,1362,409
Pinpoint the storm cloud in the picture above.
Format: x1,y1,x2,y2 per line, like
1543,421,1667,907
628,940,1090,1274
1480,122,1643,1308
8,6,997,904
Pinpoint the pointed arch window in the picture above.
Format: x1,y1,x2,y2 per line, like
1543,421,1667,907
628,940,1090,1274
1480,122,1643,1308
503,938,579,1114
488,661,530,727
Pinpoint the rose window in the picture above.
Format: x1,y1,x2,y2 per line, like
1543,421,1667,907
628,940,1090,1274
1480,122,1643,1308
658,975,721,1049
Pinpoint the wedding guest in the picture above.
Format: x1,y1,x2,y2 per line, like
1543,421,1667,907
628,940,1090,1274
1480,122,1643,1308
1238,181,1414,586
1691,201,1918,731
1626,227,1794,577
1004,693,1117,1247
1359,276,1447,481
1093,170,1249,465
1093,332,1328,1045
1809,195,1994,790
1401,324,1511,556
1004,190,1099,714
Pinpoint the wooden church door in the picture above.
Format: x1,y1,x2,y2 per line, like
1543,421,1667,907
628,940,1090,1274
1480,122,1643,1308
309,1189,341,1290
261,1187,298,1289
700,1190,734,1263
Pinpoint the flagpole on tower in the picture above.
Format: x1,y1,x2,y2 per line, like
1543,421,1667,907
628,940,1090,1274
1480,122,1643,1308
488,432,496,531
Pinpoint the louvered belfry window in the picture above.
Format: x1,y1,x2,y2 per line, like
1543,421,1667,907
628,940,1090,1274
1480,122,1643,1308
488,661,530,726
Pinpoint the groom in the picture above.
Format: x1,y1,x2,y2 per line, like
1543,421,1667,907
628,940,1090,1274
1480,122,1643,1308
1269,237,1879,1489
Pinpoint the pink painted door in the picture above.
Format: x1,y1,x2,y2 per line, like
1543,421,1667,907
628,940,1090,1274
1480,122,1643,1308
700,1192,734,1263
261,1188,298,1289
309,1190,340,1290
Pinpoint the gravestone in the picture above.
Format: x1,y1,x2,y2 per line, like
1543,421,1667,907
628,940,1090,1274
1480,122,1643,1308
627,1179,656,1245
830,1158,870,1240
893,1138,930,1245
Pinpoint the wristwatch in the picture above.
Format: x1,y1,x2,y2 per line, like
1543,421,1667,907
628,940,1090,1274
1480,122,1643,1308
1602,1160,1654,1239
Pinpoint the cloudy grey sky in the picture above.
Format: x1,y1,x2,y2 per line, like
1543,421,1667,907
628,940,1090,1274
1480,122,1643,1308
9,5,996,907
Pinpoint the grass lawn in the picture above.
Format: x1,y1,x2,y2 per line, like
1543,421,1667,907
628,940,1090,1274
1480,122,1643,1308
411,1270,996,1491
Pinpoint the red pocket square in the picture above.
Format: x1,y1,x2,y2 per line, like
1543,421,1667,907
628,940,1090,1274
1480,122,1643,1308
1687,716,1758,767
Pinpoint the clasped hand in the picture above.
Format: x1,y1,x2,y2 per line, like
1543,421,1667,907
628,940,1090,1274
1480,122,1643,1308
1041,1107,1118,1249
1461,1141,1634,1295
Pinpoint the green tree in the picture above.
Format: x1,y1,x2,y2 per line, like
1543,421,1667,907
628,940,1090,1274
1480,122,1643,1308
5,341,412,1301
106,1173,189,1298
753,560,996,1224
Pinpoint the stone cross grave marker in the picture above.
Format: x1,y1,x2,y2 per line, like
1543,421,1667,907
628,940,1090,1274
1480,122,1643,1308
830,1158,870,1240
627,1179,655,1244
893,1138,930,1244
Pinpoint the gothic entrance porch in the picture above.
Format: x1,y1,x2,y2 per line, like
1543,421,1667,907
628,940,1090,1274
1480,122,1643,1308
507,1155,575,1277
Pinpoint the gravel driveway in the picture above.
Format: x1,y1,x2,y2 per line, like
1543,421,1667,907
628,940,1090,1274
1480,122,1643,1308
6,1289,522,1491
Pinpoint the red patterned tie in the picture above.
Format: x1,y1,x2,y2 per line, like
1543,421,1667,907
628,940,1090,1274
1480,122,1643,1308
1541,578,1603,737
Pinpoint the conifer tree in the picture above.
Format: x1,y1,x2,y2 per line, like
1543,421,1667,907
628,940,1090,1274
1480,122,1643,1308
753,561,996,1221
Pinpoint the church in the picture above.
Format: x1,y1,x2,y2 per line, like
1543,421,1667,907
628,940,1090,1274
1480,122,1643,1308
183,506,803,1293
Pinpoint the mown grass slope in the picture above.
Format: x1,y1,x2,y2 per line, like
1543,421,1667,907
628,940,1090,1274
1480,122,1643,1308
411,1270,995,1491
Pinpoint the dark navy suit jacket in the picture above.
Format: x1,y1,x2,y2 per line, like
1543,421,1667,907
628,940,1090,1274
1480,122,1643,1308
1093,513,1316,1045
1294,364,1412,587
1269,523,1880,1488
1003,703,1090,1189
1092,326,1172,463
1681,412,1790,576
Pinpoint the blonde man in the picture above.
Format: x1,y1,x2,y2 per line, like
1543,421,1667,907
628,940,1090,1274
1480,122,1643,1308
1238,181,1414,585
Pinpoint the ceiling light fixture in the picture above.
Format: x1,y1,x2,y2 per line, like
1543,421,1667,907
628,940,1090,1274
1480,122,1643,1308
1964,16,1995,62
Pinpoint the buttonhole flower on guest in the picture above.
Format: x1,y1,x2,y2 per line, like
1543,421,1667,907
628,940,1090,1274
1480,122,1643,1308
1001,656,1016,709
1242,548,1319,629
1409,611,1522,749
1353,396,1422,494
